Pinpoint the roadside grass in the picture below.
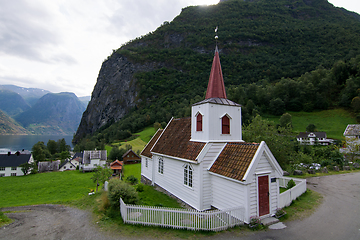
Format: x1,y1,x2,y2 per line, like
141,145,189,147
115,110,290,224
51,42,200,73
263,108,355,140
279,189,323,222
0,211,13,227
0,171,95,208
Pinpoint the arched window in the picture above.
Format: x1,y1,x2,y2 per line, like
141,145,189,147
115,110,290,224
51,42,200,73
196,113,203,131
222,115,230,134
158,158,163,174
184,164,193,187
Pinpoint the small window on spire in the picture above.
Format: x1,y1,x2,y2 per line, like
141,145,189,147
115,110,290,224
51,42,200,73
222,115,230,134
196,114,203,131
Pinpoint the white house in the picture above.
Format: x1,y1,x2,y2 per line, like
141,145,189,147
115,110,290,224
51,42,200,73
296,132,334,145
79,150,107,171
140,46,284,223
0,151,34,177
59,159,77,171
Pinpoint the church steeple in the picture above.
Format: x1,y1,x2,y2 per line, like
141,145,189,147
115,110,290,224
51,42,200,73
205,46,227,99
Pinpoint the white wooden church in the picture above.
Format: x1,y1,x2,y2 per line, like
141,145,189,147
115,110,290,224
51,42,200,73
140,46,284,223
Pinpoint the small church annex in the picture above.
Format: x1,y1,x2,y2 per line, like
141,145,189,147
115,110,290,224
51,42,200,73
140,46,284,223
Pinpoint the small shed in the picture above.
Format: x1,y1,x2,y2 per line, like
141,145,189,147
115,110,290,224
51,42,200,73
122,149,141,164
110,160,123,175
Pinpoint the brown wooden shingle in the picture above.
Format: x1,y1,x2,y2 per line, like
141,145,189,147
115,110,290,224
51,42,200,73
151,118,205,161
140,129,163,158
209,142,259,181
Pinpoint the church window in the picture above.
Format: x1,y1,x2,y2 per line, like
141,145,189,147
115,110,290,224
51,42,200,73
145,159,148,168
184,164,193,187
196,113,203,131
158,158,163,174
222,115,230,134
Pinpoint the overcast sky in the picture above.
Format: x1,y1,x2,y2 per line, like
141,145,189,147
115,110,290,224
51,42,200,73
0,0,359,97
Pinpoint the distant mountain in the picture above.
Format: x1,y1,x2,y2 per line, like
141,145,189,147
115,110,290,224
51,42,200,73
14,92,86,135
0,89,31,117
0,110,29,135
0,85,50,106
78,96,91,108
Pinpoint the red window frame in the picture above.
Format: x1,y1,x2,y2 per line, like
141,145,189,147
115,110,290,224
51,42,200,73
196,114,202,131
222,115,230,134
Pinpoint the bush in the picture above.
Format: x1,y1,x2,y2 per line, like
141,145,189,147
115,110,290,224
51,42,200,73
287,179,296,189
126,175,138,185
135,183,144,192
107,178,139,208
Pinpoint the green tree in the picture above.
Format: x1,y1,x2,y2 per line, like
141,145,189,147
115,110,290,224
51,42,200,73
306,124,317,132
32,141,49,163
57,138,70,152
47,140,58,155
269,98,285,116
108,147,127,161
91,166,113,192
243,115,295,168
351,96,360,113
279,113,292,128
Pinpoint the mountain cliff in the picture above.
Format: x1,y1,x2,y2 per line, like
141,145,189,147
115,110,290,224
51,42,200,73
74,0,360,142
15,92,85,135
0,110,29,135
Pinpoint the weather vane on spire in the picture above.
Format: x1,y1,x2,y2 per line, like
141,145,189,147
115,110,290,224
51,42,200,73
215,26,218,46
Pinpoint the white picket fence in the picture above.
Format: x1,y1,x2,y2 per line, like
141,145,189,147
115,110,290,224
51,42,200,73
120,198,245,231
278,177,307,208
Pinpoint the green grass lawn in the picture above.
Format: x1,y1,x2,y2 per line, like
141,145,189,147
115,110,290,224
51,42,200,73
264,108,356,140
0,171,95,208
123,163,141,180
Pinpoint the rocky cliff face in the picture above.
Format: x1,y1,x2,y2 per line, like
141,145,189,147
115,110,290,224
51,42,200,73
74,53,161,141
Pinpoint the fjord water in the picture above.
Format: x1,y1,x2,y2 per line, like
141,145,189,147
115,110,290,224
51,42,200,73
0,135,74,152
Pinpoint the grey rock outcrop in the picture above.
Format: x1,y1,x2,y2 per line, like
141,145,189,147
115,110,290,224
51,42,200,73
74,53,161,141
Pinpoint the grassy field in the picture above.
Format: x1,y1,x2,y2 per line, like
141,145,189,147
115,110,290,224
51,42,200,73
106,126,157,156
123,163,141,180
0,171,95,208
264,108,356,140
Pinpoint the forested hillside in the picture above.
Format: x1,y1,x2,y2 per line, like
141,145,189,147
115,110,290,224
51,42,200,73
74,0,360,147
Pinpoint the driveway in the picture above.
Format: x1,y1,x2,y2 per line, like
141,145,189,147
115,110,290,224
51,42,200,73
1,172,360,240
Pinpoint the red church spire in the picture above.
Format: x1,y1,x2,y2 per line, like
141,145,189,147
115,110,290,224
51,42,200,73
205,46,227,99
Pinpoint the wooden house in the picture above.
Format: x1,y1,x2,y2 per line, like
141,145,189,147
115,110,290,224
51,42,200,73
110,160,123,175
140,46,283,223
296,132,334,145
122,149,141,164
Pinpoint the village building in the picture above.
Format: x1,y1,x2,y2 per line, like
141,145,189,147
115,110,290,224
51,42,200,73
79,150,107,172
140,46,284,223
0,151,34,177
110,160,123,176
296,132,334,145
122,149,141,164
59,159,77,171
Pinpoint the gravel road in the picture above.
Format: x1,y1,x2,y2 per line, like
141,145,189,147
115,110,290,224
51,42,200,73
0,205,119,240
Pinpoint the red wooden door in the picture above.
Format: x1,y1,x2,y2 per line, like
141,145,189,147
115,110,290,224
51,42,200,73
258,176,269,216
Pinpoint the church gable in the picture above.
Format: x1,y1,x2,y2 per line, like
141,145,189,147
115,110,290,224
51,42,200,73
151,118,206,161
209,142,259,181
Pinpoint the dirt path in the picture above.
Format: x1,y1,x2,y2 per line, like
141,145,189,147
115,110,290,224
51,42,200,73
0,205,119,240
